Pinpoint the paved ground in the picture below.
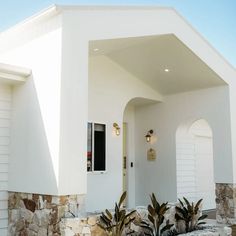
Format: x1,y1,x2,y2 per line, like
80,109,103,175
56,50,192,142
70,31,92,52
203,209,216,219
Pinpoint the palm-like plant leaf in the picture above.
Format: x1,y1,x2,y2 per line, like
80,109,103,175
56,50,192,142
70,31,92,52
175,197,208,233
197,221,206,226
198,214,208,221
141,193,173,236
148,205,156,216
105,209,113,220
98,191,136,236
118,191,127,208
160,223,174,234
194,199,203,214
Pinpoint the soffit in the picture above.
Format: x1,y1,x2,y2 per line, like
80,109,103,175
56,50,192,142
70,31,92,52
90,34,226,95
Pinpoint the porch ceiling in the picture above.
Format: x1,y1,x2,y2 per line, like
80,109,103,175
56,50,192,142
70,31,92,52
89,34,226,95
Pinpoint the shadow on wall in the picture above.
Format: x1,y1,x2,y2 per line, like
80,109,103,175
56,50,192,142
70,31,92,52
10,74,58,194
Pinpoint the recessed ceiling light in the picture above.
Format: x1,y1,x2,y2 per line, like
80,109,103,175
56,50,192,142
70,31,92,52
93,48,99,52
164,68,169,72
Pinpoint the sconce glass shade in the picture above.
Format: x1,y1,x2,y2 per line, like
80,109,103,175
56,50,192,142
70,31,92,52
113,123,120,136
145,134,151,142
145,130,153,142
116,127,120,136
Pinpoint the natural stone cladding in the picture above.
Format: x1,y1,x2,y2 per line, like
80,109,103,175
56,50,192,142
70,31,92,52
216,183,236,224
8,192,85,236
61,216,106,236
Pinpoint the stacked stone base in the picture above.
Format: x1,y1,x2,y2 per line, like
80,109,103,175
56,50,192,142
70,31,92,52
216,183,236,224
8,192,85,236
61,217,106,236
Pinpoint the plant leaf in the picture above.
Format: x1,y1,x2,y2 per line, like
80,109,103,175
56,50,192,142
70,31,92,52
194,199,203,214
148,214,155,225
118,191,127,208
160,224,174,234
198,214,208,221
183,197,192,211
197,222,206,225
178,198,184,208
105,209,112,220
148,205,156,216
175,213,184,221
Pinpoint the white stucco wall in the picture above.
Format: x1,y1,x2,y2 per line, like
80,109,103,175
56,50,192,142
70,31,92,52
0,15,62,195
134,86,232,206
86,55,161,211
60,7,236,195
0,5,234,201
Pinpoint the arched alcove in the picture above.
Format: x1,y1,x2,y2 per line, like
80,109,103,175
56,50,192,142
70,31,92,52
176,119,215,210
122,97,158,208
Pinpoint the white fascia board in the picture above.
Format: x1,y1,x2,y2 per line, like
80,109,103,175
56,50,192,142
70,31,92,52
0,5,59,36
56,5,175,11
0,63,31,84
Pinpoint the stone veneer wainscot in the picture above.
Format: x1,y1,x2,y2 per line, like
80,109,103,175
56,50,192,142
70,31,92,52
216,183,236,224
8,192,85,236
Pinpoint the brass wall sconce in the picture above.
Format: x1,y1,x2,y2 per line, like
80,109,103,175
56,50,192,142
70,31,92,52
113,123,121,136
145,129,153,142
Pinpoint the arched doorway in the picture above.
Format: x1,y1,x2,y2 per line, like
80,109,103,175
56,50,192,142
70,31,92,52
176,119,215,210
123,97,158,208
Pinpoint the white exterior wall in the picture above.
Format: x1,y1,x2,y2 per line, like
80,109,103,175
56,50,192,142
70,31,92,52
87,55,161,211
60,7,236,197
0,5,234,202
0,84,12,236
0,15,62,195
135,86,232,206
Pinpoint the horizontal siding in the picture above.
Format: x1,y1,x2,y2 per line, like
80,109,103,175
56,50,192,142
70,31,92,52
176,137,196,201
0,85,11,235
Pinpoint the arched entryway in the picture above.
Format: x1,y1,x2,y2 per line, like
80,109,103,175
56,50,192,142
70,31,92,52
176,119,215,210
123,97,158,208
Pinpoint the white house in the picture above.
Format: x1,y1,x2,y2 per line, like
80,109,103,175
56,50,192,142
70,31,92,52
0,5,236,235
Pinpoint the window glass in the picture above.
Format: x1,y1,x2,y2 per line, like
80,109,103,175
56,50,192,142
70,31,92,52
94,124,106,171
87,123,106,172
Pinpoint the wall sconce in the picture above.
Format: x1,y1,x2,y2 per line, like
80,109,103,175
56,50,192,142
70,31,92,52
113,123,121,136
145,130,153,142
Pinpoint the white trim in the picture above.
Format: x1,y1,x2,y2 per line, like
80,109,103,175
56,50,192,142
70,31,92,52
87,121,107,174
0,5,58,35
0,63,31,84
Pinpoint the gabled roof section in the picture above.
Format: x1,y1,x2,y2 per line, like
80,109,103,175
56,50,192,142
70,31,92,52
0,5,59,36
0,5,175,36
0,4,235,86
0,63,31,84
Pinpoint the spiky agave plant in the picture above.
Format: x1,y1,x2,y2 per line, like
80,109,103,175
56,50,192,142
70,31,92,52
140,193,174,236
175,197,208,233
97,191,136,236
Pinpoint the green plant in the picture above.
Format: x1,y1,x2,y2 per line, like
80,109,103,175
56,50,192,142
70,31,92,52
140,193,174,236
175,197,208,233
97,191,136,236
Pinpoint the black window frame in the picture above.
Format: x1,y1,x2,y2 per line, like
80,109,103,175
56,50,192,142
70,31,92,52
87,122,106,172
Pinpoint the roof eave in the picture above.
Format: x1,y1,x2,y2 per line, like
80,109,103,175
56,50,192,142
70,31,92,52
0,63,31,84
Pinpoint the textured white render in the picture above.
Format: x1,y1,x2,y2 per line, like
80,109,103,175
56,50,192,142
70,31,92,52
134,86,232,206
0,5,235,202
0,14,62,195
87,55,161,211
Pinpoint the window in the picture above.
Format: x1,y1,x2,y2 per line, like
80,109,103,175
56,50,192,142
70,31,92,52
87,123,106,172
